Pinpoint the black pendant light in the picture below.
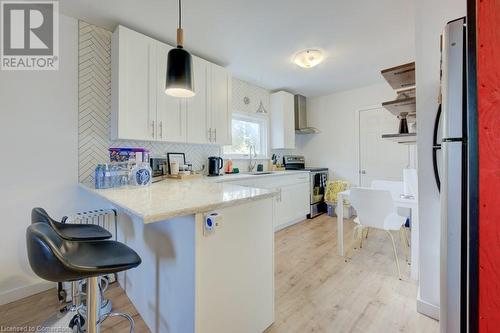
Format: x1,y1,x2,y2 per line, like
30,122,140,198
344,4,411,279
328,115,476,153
165,0,195,97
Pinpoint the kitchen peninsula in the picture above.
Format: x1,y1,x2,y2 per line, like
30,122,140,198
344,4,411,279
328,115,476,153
82,180,277,333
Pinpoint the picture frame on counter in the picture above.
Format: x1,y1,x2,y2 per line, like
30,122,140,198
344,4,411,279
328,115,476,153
167,153,186,174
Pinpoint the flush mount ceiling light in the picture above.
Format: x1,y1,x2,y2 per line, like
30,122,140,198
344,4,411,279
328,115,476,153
293,49,324,69
165,0,195,98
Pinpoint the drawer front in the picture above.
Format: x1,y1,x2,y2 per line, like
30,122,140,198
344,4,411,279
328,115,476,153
253,173,309,188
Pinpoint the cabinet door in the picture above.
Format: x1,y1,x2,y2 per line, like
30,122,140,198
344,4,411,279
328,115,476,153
276,182,309,229
291,182,310,218
156,42,186,143
112,26,157,141
270,91,295,149
210,64,232,145
186,57,210,144
282,93,296,149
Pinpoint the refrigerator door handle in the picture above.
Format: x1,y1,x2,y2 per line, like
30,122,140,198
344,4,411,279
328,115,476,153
433,104,442,192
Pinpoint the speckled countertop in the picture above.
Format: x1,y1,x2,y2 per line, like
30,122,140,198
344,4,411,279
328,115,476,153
80,179,278,224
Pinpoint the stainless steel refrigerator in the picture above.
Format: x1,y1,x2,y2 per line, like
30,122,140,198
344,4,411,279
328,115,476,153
436,17,469,333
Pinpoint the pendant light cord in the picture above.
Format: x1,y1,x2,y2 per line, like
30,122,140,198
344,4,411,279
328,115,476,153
178,0,182,29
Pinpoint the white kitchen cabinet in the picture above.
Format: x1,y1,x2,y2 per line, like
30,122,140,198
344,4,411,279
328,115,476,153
270,91,295,149
228,173,310,230
185,61,231,145
276,182,310,229
112,25,232,145
186,57,210,144
156,42,186,143
208,64,232,145
111,25,157,141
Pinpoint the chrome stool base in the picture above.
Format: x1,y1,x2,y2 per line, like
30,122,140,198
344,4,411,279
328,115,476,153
37,304,82,333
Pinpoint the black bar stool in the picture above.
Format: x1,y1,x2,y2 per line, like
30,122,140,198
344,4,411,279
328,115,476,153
31,207,112,241
26,222,141,332
31,208,115,328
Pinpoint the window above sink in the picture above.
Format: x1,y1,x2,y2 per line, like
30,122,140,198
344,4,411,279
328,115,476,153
223,112,269,159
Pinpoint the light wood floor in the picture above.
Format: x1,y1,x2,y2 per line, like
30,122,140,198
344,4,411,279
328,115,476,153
0,215,438,333
265,215,439,333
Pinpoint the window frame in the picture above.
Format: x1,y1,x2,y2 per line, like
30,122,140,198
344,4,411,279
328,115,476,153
223,112,269,160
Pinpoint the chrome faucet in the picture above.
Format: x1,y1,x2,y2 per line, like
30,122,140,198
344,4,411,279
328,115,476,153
248,144,257,172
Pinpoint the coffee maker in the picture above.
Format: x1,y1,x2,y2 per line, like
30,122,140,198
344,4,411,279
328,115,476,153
208,157,223,176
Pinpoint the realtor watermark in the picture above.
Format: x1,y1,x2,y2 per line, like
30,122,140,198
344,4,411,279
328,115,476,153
0,1,59,70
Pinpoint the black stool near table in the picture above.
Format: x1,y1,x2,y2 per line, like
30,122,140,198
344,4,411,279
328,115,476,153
27,208,141,333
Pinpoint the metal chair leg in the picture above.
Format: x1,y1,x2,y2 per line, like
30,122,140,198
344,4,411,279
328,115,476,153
399,228,410,263
386,230,402,280
353,225,363,249
99,312,135,333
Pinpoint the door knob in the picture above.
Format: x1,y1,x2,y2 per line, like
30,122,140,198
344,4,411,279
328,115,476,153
360,170,366,174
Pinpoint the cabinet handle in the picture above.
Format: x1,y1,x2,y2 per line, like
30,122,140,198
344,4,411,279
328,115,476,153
159,121,163,139
208,129,212,142
214,128,217,142
151,120,155,138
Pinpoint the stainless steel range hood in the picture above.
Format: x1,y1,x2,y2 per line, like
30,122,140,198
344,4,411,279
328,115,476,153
294,95,320,134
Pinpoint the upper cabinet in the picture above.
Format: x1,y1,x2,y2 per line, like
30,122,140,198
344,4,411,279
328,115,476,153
111,25,232,145
111,26,157,141
209,63,232,145
156,42,186,143
270,91,295,149
186,57,209,144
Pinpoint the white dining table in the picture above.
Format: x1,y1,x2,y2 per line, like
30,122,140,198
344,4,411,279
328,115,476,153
336,189,419,280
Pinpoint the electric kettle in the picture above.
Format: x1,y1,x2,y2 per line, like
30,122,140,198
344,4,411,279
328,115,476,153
208,156,223,176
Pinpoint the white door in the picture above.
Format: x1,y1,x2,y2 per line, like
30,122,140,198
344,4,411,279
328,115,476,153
358,108,409,186
186,57,210,144
210,64,232,145
156,42,186,143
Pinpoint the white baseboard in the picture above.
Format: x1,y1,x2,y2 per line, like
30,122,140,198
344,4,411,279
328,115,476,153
0,281,54,306
417,294,440,320
274,216,307,232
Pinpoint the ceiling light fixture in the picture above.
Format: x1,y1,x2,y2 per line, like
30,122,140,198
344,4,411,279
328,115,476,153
293,49,324,69
165,0,195,98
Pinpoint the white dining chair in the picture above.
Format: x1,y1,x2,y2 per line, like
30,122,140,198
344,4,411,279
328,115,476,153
349,187,407,279
371,180,411,261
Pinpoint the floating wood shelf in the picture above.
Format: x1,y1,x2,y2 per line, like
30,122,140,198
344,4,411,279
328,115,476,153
396,87,415,99
382,97,416,116
381,62,415,90
381,133,417,144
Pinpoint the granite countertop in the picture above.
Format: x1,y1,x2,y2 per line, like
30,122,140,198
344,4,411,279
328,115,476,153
80,180,278,224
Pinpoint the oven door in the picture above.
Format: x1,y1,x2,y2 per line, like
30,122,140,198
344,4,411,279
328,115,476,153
310,171,328,204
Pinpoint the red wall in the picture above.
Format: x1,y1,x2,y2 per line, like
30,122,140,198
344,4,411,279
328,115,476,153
477,0,500,330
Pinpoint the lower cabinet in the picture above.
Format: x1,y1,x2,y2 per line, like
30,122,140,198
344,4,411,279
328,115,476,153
225,173,310,231
275,182,310,230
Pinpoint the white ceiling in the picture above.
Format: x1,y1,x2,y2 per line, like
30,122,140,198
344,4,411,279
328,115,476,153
60,0,415,97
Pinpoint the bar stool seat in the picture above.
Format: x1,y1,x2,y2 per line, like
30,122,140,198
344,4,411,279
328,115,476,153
32,207,112,241
27,223,141,282
27,222,141,332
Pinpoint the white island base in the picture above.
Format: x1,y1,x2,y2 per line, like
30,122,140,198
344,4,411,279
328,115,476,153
115,197,275,333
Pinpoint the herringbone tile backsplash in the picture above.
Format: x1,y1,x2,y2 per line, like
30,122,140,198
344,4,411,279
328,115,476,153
78,21,271,183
